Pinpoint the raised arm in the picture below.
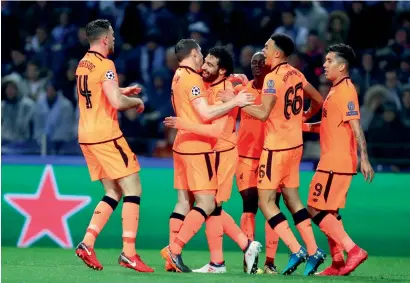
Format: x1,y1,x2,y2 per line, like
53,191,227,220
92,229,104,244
303,82,324,121
103,80,144,111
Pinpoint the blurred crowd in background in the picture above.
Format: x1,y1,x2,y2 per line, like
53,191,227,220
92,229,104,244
1,1,410,170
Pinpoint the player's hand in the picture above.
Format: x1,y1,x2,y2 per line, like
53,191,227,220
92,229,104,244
135,98,145,113
217,89,235,102
163,116,182,129
360,159,374,183
228,74,249,86
235,90,255,107
121,85,142,96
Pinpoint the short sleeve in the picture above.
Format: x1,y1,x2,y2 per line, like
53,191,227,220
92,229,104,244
185,74,207,102
100,60,118,83
338,87,361,122
262,74,279,96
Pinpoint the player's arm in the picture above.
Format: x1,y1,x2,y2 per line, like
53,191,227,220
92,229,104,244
340,89,374,183
349,119,374,183
192,93,253,122
102,80,144,111
100,61,144,111
164,115,227,139
120,85,142,96
303,82,324,121
242,93,276,121
302,122,321,133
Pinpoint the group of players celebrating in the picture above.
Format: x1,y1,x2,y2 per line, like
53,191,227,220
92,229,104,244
73,19,375,277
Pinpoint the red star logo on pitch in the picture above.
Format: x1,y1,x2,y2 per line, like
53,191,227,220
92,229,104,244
4,165,91,248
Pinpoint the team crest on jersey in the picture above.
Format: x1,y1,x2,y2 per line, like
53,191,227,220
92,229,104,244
105,70,115,80
191,86,201,96
346,101,358,116
263,79,276,94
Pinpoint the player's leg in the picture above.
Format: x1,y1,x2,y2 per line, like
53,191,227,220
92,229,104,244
162,153,217,273
93,137,153,272
315,211,345,275
258,149,306,275
215,150,262,274
236,157,259,241
76,144,113,270
264,191,281,274
307,172,368,276
197,151,230,273
281,147,325,275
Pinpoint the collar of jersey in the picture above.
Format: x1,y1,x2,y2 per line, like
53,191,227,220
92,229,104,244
270,62,287,73
332,76,351,87
179,65,197,74
87,50,106,59
210,78,227,87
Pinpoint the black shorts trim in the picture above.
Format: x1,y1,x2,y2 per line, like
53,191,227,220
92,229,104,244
239,155,260,160
215,146,236,154
316,169,357,176
173,149,214,155
79,135,123,145
263,144,303,152
204,153,214,180
113,139,128,167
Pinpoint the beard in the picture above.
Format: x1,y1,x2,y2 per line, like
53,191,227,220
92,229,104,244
202,71,219,82
108,44,114,55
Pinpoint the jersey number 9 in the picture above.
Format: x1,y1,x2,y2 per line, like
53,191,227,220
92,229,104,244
284,82,303,120
76,75,92,109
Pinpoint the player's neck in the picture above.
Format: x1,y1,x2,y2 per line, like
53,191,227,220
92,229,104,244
253,77,263,89
332,73,350,86
210,75,226,86
270,58,287,70
179,60,198,73
89,45,108,58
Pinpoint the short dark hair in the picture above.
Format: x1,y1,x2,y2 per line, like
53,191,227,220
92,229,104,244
326,43,356,68
175,39,199,62
208,46,234,77
85,19,111,43
270,33,295,57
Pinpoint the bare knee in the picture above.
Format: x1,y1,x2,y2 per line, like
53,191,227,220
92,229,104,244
174,198,192,215
194,193,216,216
101,179,122,201
105,189,122,202
307,205,320,217
258,190,276,209
117,173,142,196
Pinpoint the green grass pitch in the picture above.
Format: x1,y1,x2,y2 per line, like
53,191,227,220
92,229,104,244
2,247,410,283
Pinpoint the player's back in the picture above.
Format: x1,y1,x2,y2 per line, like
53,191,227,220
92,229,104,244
264,63,306,150
207,79,238,151
318,77,359,173
236,81,264,158
76,51,122,144
172,66,213,153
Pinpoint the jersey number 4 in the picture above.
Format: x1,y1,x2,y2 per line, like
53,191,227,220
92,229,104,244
284,82,303,120
76,75,92,109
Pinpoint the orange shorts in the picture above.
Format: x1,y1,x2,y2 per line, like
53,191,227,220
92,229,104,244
307,170,354,210
257,146,303,190
173,151,217,191
80,136,140,181
215,148,238,203
236,156,259,192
